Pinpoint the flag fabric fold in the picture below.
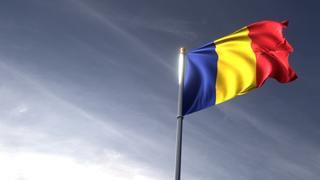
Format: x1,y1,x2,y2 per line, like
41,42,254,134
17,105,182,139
182,20,297,115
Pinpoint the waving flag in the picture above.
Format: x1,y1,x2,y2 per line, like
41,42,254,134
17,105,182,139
182,20,297,115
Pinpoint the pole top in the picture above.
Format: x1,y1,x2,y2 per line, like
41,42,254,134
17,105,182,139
179,47,186,54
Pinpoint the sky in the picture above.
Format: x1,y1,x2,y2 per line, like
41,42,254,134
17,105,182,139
0,0,319,179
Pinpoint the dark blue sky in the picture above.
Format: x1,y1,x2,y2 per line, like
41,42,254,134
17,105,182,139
0,0,319,179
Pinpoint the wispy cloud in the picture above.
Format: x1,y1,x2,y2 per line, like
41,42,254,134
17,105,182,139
109,14,198,40
0,60,170,179
71,0,174,72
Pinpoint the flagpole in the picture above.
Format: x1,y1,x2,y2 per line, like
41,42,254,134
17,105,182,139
175,47,186,180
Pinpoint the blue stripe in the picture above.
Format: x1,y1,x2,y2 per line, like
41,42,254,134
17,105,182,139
182,42,218,115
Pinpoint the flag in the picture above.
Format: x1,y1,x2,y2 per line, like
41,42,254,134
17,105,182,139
182,20,297,115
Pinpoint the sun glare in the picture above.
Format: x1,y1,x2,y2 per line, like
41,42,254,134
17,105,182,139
0,151,154,180
178,53,185,85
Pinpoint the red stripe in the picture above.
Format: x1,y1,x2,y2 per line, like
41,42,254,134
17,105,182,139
248,20,297,87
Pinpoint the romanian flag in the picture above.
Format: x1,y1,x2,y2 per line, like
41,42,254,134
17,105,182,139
183,20,297,115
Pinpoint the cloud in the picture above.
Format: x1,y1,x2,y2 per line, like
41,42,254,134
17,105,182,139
0,149,156,180
109,14,198,40
70,0,174,72
0,60,170,179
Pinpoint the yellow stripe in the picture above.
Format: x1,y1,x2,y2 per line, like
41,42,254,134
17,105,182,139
214,27,256,104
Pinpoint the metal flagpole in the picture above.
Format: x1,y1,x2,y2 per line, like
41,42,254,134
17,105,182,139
175,47,186,180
